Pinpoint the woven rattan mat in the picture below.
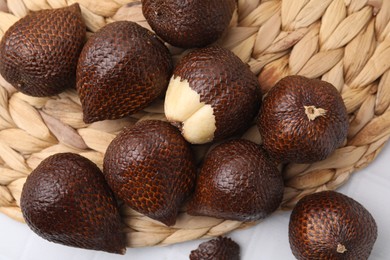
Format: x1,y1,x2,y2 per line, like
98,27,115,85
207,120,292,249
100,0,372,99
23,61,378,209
0,0,389,247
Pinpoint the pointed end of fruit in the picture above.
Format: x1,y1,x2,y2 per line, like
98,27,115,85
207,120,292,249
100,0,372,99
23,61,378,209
153,211,177,226
68,3,81,13
160,218,176,227
83,113,95,124
108,245,126,255
143,203,178,227
117,247,127,255
101,230,127,255
165,76,216,144
143,215,177,227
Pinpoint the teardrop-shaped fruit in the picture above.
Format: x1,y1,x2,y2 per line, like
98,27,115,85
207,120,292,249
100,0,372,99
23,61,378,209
142,0,236,48
0,4,86,96
190,236,240,260
289,191,377,260
164,46,261,144
187,139,284,221
77,21,173,123
20,153,126,254
103,120,197,226
257,75,348,163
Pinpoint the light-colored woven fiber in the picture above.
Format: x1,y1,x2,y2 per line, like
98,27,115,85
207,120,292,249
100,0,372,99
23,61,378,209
0,0,390,247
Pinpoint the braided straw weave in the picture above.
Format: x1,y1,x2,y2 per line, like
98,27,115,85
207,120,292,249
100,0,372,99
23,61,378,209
0,0,389,247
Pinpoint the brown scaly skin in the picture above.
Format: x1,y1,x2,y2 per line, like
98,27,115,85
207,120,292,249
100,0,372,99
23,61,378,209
20,153,126,254
142,0,237,48
0,4,86,97
190,236,240,260
187,139,284,221
257,75,348,164
289,191,378,260
103,120,197,226
173,46,261,142
77,21,173,123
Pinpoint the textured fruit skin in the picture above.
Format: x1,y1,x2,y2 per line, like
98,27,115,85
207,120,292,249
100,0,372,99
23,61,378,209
289,191,378,260
77,21,173,123
20,153,126,254
187,139,284,221
103,120,197,226
142,0,236,48
173,46,261,142
190,236,240,260
257,75,348,164
0,4,85,97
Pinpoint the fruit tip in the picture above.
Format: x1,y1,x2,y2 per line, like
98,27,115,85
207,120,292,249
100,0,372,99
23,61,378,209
82,113,95,124
160,216,176,227
118,247,127,255
67,3,81,14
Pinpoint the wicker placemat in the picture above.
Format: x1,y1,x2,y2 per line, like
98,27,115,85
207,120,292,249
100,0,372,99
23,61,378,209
0,0,389,248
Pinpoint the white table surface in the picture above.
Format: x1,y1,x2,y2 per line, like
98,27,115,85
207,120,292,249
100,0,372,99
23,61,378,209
1,142,389,260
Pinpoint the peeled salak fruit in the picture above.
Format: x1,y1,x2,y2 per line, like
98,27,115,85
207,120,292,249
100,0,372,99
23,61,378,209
0,4,86,96
164,46,261,144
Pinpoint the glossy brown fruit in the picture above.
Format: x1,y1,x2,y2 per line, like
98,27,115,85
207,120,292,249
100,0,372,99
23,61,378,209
257,75,348,164
77,21,173,123
0,4,86,97
190,236,240,260
164,46,261,144
20,153,126,254
103,120,197,226
187,139,284,221
289,191,378,260
142,0,236,48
